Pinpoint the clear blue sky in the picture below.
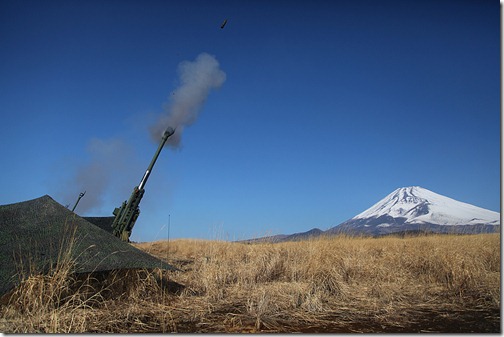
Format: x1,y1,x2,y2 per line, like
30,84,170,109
1,0,500,242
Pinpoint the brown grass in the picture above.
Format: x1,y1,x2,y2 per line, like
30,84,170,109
0,233,500,332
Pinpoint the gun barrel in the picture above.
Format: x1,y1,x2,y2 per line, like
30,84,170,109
138,127,175,190
71,191,86,212
112,127,175,241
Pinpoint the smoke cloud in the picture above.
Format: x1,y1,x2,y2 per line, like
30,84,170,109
57,137,138,214
150,52,226,147
57,52,225,213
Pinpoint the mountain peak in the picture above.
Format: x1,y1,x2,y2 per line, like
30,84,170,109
389,186,426,205
342,186,500,234
243,186,499,242
354,186,434,220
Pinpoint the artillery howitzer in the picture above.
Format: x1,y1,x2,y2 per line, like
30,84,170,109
112,127,175,242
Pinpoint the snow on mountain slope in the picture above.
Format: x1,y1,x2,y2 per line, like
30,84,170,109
353,186,500,226
241,186,500,242
329,186,500,235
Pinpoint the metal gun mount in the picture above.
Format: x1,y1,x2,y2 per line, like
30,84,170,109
111,127,175,242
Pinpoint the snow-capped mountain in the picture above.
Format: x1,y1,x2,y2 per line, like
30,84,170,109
238,186,500,242
328,186,500,235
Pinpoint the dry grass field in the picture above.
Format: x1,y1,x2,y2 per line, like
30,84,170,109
0,232,500,333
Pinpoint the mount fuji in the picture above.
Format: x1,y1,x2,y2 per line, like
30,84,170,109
239,186,500,243
327,186,500,236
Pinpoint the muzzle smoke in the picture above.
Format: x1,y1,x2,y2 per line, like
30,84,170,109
56,137,139,214
150,52,226,147
57,52,225,213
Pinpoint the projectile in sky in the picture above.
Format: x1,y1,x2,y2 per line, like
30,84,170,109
220,19,228,29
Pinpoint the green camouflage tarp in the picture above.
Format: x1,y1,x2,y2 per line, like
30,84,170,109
0,195,176,296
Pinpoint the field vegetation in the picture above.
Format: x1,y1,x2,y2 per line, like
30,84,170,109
0,232,500,332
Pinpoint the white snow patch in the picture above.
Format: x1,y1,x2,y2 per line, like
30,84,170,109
353,186,499,227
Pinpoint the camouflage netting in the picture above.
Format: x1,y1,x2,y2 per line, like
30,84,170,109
0,195,177,296
83,216,115,233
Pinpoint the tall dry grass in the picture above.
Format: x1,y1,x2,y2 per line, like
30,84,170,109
140,233,500,332
0,226,175,333
1,233,500,332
